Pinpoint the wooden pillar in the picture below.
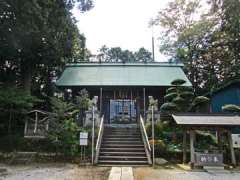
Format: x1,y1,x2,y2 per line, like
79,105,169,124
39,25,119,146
34,111,38,134
183,130,187,164
216,128,222,149
189,130,195,167
227,130,236,166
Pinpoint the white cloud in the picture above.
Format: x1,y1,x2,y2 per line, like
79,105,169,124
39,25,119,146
72,0,171,61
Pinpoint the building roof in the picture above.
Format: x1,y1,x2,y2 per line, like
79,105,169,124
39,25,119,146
172,114,240,127
209,79,240,96
56,62,192,87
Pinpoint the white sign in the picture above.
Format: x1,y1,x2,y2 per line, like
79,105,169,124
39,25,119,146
80,132,88,146
80,132,88,139
232,134,240,148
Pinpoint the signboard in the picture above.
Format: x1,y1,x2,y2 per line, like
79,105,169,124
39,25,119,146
195,153,223,166
80,132,88,146
232,134,240,148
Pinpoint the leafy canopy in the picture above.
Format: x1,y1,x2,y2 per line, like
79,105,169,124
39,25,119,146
97,45,153,63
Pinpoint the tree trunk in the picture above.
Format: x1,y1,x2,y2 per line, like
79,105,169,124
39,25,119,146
21,62,33,95
8,109,12,134
46,67,54,97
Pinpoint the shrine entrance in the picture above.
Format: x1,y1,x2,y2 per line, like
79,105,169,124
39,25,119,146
109,99,137,124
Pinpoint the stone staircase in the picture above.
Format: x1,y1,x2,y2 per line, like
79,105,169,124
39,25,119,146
98,125,149,166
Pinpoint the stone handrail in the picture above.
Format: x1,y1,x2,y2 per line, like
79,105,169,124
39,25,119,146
94,115,104,164
139,115,152,164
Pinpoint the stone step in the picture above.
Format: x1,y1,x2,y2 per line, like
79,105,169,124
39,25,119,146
106,129,139,131
105,129,140,133
100,152,146,155
103,137,141,141
99,156,147,161
106,133,141,136
101,144,144,148
100,147,145,152
98,160,148,165
104,135,141,138
105,128,139,130
103,141,142,144
98,126,149,166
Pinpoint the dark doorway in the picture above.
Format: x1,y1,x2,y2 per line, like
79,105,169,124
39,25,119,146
109,99,137,124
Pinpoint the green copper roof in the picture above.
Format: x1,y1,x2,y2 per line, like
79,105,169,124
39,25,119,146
56,62,192,87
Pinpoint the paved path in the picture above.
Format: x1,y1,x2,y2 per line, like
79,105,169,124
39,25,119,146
108,167,133,180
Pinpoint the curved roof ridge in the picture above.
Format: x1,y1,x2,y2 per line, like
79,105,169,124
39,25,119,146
66,62,184,67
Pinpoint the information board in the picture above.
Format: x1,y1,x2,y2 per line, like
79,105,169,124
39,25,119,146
232,134,240,148
79,132,88,146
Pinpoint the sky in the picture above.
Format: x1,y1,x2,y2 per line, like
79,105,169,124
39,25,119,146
73,0,171,61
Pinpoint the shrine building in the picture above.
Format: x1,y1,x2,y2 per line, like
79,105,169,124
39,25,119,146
56,62,191,124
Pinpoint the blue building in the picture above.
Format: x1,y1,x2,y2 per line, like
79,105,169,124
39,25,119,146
210,80,240,113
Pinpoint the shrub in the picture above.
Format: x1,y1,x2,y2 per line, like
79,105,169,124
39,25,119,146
149,139,167,155
145,122,165,138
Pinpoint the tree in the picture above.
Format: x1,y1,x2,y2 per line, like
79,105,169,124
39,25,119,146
97,45,152,63
134,47,153,62
0,0,93,95
0,87,40,134
153,0,240,94
48,97,80,155
212,0,240,79
160,79,209,117
153,0,218,93
75,89,90,125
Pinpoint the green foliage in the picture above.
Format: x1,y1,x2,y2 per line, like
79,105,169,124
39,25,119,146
166,87,177,94
64,0,94,12
160,103,178,111
0,87,40,113
222,104,240,113
0,87,41,134
75,89,90,110
192,96,209,107
146,122,184,155
164,92,178,102
134,47,153,62
146,122,165,138
97,45,153,62
171,79,186,86
0,0,92,95
172,96,185,104
195,131,217,151
59,119,80,155
179,91,194,99
50,97,78,120
48,97,81,155
149,139,167,154
160,79,209,114
153,0,240,94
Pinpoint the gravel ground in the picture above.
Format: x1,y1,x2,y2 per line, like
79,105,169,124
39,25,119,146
134,167,240,180
0,163,110,180
2,164,240,180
